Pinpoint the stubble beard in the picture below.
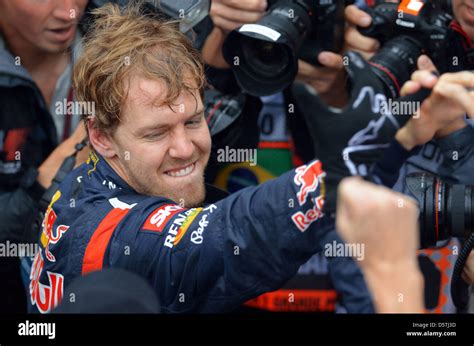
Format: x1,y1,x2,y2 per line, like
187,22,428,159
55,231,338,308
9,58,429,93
123,160,207,208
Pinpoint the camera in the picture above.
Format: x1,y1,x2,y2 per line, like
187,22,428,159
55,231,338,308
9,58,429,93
359,0,474,99
405,172,473,249
222,0,352,97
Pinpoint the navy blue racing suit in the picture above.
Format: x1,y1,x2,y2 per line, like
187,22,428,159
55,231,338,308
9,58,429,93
29,152,334,313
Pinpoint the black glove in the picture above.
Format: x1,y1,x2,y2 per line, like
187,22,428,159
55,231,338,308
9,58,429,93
292,51,430,212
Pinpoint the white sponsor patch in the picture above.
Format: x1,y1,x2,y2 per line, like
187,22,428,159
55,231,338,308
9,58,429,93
190,214,208,245
189,204,217,245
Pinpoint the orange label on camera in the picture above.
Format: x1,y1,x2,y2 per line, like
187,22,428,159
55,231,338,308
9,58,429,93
399,0,425,16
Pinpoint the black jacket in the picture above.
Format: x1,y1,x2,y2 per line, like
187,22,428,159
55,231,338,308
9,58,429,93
0,36,62,243
0,36,60,313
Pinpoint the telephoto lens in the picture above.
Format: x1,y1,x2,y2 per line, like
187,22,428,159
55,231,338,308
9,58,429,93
368,36,423,99
405,172,473,249
222,0,314,96
222,0,345,96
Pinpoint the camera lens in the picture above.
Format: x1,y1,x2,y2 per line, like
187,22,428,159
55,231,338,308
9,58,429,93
222,1,312,96
241,37,291,79
368,36,423,99
405,173,473,248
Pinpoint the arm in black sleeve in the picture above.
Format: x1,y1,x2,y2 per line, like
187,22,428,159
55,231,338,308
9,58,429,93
369,139,421,188
0,87,49,243
436,123,474,185
0,184,43,244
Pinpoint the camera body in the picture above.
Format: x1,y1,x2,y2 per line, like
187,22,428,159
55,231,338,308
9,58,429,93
359,0,474,98
361,1,452,53
222,0,351,96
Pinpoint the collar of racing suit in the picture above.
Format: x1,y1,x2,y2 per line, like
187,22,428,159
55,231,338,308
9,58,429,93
85,150,229,205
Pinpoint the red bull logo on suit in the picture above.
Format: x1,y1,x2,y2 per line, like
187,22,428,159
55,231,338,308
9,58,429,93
293,160,326,206
292,161,326,232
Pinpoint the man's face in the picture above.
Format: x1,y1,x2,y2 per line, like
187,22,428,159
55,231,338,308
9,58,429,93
0,0,87,53
453,0,474,41
108,76,211,208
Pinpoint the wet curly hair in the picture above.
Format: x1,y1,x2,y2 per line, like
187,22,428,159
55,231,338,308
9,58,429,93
73,1,206,135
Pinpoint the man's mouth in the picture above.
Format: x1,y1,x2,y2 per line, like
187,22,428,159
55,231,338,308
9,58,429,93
164,162,196,178
46,25,75,42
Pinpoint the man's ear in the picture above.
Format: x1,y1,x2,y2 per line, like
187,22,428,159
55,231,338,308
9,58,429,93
87,119,117,158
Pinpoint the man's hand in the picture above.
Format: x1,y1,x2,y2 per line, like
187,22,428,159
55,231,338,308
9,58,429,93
296,52,347,108
336,177,424,313
202,0,267,68
37,123,88,188
210,0,267,33
344,4,380,60
337,177,420,272
396,56,474,150
463,250,474,285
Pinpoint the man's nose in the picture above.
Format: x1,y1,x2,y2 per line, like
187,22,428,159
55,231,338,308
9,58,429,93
52,0,79,22
168,126,195,160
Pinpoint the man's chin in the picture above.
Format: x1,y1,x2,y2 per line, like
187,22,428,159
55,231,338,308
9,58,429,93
41,41,74,54
182,197,206,208
162,181,206,208
170,191,206,208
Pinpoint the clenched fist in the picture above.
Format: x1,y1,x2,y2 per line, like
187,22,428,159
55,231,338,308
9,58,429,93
336,177,424,313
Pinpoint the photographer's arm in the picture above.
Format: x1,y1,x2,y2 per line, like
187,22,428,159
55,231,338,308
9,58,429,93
396,68,474,184
398,69,474,143
295,52,348,108
373,61,474,188
436,124,474,185
37,123,88,188
345,56,436,187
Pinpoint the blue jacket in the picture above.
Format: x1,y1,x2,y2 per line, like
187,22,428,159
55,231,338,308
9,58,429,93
394,121,474,190
29,152,336,313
